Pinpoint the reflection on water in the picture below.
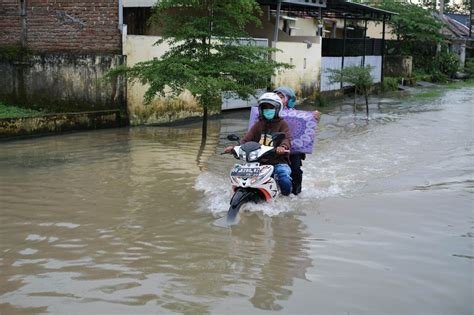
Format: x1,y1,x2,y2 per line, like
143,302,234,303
1,87,473,314
0,122,313,313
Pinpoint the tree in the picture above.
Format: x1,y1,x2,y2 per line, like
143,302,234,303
108,0,291,138
421,0,471,14
327,65,374,116
373,0,445,72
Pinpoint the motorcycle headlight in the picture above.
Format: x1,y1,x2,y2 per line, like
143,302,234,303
248,151,258,162
238,148,246,160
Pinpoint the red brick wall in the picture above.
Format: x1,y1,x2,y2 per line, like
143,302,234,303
0,1,21,46
0,0,121,53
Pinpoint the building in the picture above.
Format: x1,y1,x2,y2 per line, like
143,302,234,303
439,13,474,66
0,0,127,132
0,0,396,127
121,0,396,124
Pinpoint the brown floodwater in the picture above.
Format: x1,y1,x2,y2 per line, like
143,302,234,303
0,87,473,314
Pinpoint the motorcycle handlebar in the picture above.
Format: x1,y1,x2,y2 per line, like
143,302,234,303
221,148,289,156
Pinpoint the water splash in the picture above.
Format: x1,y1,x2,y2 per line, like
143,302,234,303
194,172,296,217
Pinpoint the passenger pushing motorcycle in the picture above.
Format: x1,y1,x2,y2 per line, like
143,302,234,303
223,92,293,223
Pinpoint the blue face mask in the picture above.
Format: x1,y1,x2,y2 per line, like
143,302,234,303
263,109,276,120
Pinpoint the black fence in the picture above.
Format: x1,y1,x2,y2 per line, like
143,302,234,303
322,38,383,57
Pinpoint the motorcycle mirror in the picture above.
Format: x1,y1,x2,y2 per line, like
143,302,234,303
227,134,240,142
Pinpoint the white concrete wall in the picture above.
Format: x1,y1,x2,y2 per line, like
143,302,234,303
293,17,317,37
124,35,201,125
320,56,381,91
324,18,396,40
125,35,271,117
123,0,157,7
273,39,322,97
366,21,396,40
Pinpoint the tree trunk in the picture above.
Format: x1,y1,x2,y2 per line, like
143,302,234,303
196,133,207,170
353,88,357,113
202,106,208,140
365,89,369,117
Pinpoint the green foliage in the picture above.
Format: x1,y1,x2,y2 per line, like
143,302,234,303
412,70,430,83
435,51,460,77
376,0,444,53
0,45,22,61
108,0,291,112
382,77,399,92
371,0,446,74
445,78,474,89
327,65,374,93
315,94,328,107
464,58,474,78
327,65,374,111
429,70,449,83
0,102,44,118
412,90,443,99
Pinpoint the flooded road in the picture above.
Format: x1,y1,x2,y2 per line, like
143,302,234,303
1,87,473,314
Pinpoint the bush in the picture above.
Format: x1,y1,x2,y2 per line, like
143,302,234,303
435,51,460,77
412,70,431,83
316,94,328,107
382,77,399,91
465,58,474,78
0,102,44,118
429,70,449,83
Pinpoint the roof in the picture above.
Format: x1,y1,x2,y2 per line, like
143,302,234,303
257,0,397,21
437,14,472,40
445,13,470,28
325,0,397,19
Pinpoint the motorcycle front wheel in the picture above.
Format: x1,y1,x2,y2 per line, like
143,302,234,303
227,189,262,224
226,199,246,224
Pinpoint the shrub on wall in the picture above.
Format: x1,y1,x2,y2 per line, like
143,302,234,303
0,45,22,61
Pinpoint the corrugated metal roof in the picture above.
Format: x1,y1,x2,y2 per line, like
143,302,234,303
258,0,396,21
438,14,471,39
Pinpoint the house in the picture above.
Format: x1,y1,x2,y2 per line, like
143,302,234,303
439,14,473,67
122,0,396,124
0,0,396,127
0,0,127,133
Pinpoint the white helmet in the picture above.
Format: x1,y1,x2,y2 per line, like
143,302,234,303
257,92,283,119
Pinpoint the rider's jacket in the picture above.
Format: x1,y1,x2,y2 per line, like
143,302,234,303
240,117,291,165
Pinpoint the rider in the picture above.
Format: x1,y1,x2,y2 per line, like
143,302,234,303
273,86,321,195
224,92,293,196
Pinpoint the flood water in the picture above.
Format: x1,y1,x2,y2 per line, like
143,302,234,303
0,87,473,314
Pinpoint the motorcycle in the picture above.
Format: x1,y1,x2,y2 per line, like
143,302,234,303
223,133,286,224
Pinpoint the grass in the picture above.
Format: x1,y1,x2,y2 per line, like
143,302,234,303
409,78,474,100
445,78,474,90
0,102,45,119
411,90,444,99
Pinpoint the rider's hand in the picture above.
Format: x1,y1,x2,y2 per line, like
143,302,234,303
224,146,234,153
314,110,321,122
276,146,288,155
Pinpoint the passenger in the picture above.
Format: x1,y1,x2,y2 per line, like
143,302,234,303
224,92,293,196
273,86,321,195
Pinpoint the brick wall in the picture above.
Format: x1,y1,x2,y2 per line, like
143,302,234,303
0,0,121,54
0,1,21,46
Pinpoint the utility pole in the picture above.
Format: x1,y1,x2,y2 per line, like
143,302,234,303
470,0,472,38
273,0,282,44
437,0,445,54
20,0,27,51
